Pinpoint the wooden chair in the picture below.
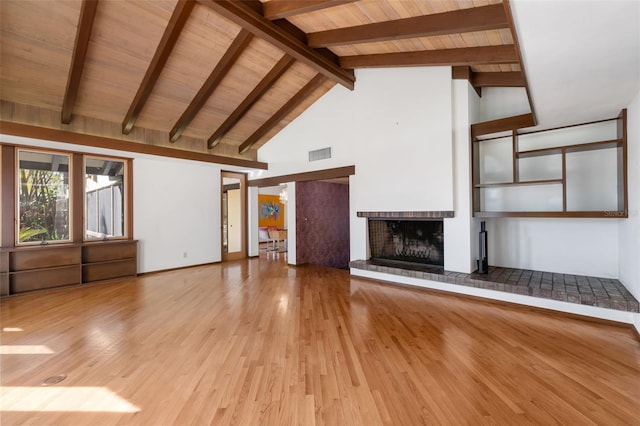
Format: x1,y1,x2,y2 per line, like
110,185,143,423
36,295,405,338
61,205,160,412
258,227,273,251
268,228,288,251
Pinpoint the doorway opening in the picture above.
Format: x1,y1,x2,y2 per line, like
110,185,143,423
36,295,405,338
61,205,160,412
250,165,355,268
221,171,246,261
258,184,288,255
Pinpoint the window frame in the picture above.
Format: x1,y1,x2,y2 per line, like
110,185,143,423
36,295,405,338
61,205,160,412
0,143,133,249
15,147,73,246
83,154,129,242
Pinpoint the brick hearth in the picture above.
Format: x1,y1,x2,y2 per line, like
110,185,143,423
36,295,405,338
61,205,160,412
349,260,639,313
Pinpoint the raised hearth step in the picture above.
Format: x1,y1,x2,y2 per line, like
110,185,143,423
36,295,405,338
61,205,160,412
349,260,639,313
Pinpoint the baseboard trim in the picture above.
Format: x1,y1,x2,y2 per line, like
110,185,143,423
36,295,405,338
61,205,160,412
138,261,221,276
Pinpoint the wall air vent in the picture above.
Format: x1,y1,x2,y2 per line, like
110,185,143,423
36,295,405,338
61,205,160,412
308,147,331,162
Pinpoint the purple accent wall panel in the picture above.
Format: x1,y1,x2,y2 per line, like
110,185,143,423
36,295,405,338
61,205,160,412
296,181,350,269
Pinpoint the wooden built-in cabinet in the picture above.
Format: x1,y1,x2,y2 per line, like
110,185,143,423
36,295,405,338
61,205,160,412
0,240,137,296
0,252,9,296
82,241,137,283
472,109,627,218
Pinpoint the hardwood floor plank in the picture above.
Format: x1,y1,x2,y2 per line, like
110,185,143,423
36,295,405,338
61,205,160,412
1,256,639,425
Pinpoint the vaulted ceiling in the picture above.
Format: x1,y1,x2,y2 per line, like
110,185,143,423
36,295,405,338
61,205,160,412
1,0,528,167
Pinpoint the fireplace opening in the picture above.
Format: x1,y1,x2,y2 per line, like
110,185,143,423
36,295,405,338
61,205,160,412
368,219,444,268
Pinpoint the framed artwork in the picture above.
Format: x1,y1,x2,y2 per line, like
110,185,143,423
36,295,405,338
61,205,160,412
258,194,285,228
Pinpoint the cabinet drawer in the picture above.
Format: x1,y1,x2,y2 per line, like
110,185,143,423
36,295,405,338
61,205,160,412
82,259,137,283
0,274,9,296
10,246,81,271
10,266,81,293
0,252,8,273
83,242,136,263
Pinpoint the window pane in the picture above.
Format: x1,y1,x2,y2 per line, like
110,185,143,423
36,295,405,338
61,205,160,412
18,150,71,244
85,157,125,239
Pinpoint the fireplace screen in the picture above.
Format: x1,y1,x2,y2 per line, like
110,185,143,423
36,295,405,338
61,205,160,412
369,219,444,267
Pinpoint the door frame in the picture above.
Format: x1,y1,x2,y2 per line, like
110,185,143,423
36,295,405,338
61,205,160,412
221,171,247,261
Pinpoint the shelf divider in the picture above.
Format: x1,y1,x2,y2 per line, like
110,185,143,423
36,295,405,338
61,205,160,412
475,211,628,218
512,130,518,183
562,148,567,212
516,139,621,159
475,179,563,188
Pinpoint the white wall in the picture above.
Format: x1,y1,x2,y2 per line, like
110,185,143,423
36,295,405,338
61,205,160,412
248,186,259,257
619,89,640,309
477,87,531,123
1,134,230,274
350,68,453,213
286,182,296,265
259,186,282,196
445,80,480,272
486,218,619,277
255,68,454,208
135,157,221,272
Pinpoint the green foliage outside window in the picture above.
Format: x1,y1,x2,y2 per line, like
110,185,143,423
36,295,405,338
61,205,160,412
19,167,70,243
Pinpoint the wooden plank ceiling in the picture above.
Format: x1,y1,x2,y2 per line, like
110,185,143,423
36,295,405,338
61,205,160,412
0,0,528,164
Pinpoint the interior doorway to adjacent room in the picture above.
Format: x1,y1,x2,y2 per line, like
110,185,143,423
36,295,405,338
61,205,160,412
250,165,355,268
221,171,246,261
258,184,288,254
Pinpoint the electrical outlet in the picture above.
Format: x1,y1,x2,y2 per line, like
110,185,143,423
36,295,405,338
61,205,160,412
183,252,187,258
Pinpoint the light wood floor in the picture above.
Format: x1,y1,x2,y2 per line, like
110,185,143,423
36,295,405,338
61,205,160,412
1,255,639,425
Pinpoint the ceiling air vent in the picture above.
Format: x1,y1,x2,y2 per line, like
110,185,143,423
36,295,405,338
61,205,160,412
309,147,331,162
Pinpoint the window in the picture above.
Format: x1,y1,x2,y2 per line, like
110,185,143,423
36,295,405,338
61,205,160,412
17,149,71,244
85,157,126,240
3,145,132,247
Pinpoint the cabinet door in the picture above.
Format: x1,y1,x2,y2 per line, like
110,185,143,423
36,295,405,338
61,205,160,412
82,259,137,283
11,266,81,293
10,246,81,271
83,242,136,263
0,274,8,296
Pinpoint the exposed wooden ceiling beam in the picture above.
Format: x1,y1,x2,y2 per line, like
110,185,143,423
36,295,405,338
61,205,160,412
452,66,524,91
471,113,535,138
308,4,508,48
248,165,355,187
263,0,358,20
196,0,355,90
122,0,195,135
269,18,343,71
451,66,482,97
169,29,253,142
1,121,268,170
340,45,518,68
472,71,524,87
61,0,99,124
239,74,327,154
451,65,472,80
208,55,295,149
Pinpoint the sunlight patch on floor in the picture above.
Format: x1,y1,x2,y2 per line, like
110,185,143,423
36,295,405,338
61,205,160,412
0,345,54,354
2,327,23,332
0,387,141,412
